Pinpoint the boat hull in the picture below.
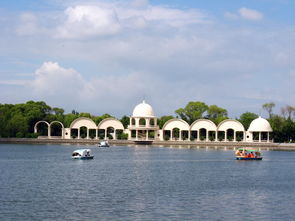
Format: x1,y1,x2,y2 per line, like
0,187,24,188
72,156,94,160
236,157,262,160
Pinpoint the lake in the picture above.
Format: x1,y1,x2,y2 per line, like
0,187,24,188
0,144,295,221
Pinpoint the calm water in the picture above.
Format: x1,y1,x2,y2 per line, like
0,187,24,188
0,144,295,221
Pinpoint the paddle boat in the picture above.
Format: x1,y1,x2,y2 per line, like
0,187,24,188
235,148,262,160
98,140,109,147
72,149,94,160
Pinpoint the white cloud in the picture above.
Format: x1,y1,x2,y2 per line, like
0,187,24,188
238,7,263,21
57,5,121,39
16,13,39,35
29,62,85,96
225,7,263,21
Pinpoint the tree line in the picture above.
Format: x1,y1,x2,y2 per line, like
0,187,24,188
0,100,294,142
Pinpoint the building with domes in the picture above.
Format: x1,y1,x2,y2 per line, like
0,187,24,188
34,100,273,143
128,101,159,141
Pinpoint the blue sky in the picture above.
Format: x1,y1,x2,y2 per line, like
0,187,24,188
0,0,295,118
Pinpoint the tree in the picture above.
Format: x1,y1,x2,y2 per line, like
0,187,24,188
158,115,174,129
94,114,113,125
206,105,228,124
120,115,130,129
281,105,295,120
262,102,275,118
238,112,258,130
175,101,208,124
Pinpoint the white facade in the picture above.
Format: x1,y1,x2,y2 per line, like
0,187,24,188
34,101,273,143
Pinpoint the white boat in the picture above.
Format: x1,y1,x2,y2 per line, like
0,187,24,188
72,149,94,160
98,140,109,147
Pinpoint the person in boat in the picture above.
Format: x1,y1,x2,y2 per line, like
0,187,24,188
235,150,242,156
248,152,254,158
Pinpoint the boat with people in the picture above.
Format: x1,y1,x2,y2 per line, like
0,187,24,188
72,149,94,160
235,148,262,160
98,140,109,147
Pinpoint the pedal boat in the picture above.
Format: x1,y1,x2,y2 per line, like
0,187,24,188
235,148,262,160
72,149,94,160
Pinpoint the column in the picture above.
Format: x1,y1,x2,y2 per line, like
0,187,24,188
136,130,138,140
259,132,261,142
78,129,80,139
225,131,227,142
95,129,98,139
48,127,51,138
197,130,200,142
267,132,270,143
114,130,117,140
86,129,89,139
146,130,149,140
233,131,236,142
170,130,173,141
215,131,218,142
104,129,107,140
206,130,209,142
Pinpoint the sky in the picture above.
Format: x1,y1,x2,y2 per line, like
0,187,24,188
0,0,295,118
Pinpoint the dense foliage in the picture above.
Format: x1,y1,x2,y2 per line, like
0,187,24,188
1,100,294,142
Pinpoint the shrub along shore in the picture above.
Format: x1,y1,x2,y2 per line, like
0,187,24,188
1,138,295,151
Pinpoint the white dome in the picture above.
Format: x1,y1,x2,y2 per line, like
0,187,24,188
132,100,155,117
248,117,273,132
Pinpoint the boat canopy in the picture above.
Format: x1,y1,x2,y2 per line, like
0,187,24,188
72,149,92,157
237,148,260,152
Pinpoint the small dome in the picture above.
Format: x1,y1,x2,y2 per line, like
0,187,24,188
132,100,155,117
248,117,273,132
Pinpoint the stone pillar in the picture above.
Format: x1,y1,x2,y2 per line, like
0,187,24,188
78,129,80,139
225,131,227,142
48,127,51,138
146,130,149,140
86,129,89,139
170,130,173,141
233,131,236,142
206,130,209,142
197,130,200,142
114,130,117,140
95,129,98,139
259,132,261,142
267,132,270,143
146,119,150,127
215,131,218,141
104,129,107,140
136,130,138,140
188,131,191,141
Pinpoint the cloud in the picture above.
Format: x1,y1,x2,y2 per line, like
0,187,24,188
56,5,121,39
238,7,264,21
225,7,263,21
16,13,39,35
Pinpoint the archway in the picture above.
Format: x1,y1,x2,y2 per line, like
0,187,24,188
199,128,207,141
80,126,87,139
50,121,64,137
34,121,49,137
71,128,78,139
190,131,198,141
227,129,234,141
218,131,225,141
172,128,180,140
163,130,171,140
107,127,114,139
139,118,146,126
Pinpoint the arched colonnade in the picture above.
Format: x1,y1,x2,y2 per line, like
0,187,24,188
162,119,247,142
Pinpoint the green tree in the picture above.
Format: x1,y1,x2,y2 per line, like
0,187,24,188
238,112,259,130
94,114,113,125
262,102,275,118
120,115,130,129
206,105,228,124
158,115,174,129
175,101,208,124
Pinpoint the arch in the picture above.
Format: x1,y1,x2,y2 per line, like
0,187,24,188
190,119,217,131
217,119,245,142
49,121,64,137
162,118,190,131
139,118,146,126
70,117,97,129
217,119,245,132
34,121,50,136
98,118,124,130
98,118,124,140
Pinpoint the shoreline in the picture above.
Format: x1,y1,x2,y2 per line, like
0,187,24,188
1,138,295,151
